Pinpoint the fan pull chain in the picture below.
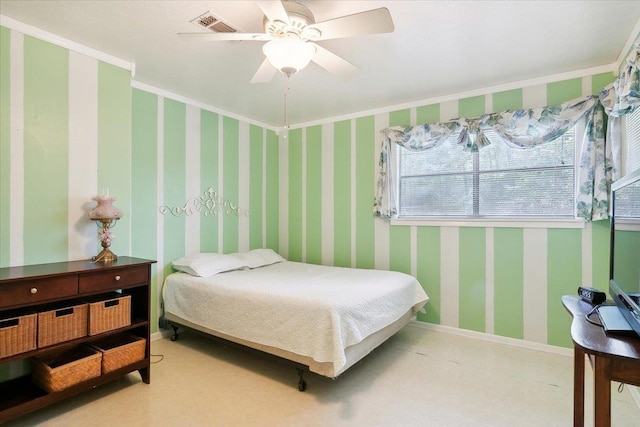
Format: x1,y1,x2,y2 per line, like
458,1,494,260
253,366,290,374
283,74,290,139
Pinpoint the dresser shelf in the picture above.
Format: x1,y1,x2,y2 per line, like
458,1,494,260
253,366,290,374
0,257,155,423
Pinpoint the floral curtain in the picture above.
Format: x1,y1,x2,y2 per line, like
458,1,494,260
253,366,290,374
598,42,640,182
374,95,613,221
374,121,464,218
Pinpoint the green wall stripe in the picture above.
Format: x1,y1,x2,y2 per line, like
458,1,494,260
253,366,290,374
355,116,375,269
591,72,615,95
306,125,322,264
547,229,582,347
458,227,486,332
249,124,263,250
547,78,582,105
222,116,239,253
493,89,523,112
162,99,186,277
0,26,10,266
200,110,219,252
333,120,351,267
494,228,524,339
458,95,485,118
98,62,131,257
416,227,441,324
592,220,611,291
416,104,440,124
131,90,158,259
23,36,69,265
389,110,411,274
288,128,303,261
616,230,640,292
265,130,279,251
131,88,158,331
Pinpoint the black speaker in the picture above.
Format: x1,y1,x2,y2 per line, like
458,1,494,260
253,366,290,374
578,286,606,305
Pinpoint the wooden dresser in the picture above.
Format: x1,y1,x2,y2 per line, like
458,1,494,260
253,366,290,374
0,257,155,423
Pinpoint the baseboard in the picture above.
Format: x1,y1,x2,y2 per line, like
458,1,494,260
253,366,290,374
150,329,172,341
409,320,573,357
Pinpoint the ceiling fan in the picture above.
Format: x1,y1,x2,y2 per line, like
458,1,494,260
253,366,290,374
178,1,394,83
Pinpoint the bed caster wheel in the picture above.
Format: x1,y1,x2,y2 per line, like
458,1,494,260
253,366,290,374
170,325,179,341
298,380,307,392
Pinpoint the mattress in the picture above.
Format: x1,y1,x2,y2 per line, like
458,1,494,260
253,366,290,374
162,261,428,377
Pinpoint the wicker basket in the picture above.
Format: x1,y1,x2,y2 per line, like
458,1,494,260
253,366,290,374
90,333,146,374
37,303,88,348
0,312,37,358
88,294,131,336
32,346,102,392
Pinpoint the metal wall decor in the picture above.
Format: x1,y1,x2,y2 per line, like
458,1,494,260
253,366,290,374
159,187,250,217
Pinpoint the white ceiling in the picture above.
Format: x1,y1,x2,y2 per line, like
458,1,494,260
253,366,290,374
1,1,640,127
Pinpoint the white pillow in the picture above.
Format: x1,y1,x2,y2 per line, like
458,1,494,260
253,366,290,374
172,253,247,277
232,248,285,269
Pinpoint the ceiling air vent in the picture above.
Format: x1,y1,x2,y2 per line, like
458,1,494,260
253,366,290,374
190,11,237,33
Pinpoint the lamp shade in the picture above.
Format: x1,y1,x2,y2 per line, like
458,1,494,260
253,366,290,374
88,196,122,220
263,37,316,75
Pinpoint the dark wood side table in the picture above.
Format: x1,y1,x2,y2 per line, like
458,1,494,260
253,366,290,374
562,295,640,427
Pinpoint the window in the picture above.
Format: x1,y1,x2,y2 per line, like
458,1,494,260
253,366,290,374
625,107,640,174
397,127,576,218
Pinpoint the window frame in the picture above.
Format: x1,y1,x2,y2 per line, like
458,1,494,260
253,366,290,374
391,122,585,228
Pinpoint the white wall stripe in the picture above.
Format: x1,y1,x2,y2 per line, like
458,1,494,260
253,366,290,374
523,228,548,343
374,113,390,271
485,227,495,335
440,226,460,327
522,84,548,110
217,114,224,253
485,94,493,117
237,121,250,252
439,100,458,122
279,133,289,258
321,123,334,266
350,119,356,267
184,104,200,255
68,52,98,261
9,30,24,267
582,222,593,287
156,97,165,318
301,128,307,261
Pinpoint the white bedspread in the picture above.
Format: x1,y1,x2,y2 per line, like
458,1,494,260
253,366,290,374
163,261,428,375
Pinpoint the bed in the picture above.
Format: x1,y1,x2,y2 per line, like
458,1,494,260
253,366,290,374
161,249,428,390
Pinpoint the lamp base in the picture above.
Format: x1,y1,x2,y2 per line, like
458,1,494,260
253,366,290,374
93,248,118,263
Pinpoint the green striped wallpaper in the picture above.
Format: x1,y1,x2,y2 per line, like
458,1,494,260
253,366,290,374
0,22,625,384
0,26,278,382
280,71,617,350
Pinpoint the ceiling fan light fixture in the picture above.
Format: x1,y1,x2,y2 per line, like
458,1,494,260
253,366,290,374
263,37,316,75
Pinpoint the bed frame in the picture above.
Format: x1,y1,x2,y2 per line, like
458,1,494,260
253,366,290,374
161,309,414,391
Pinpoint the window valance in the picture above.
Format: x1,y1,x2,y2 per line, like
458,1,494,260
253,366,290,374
374,95,610,221
599,42,640,118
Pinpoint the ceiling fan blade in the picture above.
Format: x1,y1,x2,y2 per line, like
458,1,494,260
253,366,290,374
256,1,290,25
312,8,394,41
251,58,278,83
311,43,360,82
178,32,271,42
